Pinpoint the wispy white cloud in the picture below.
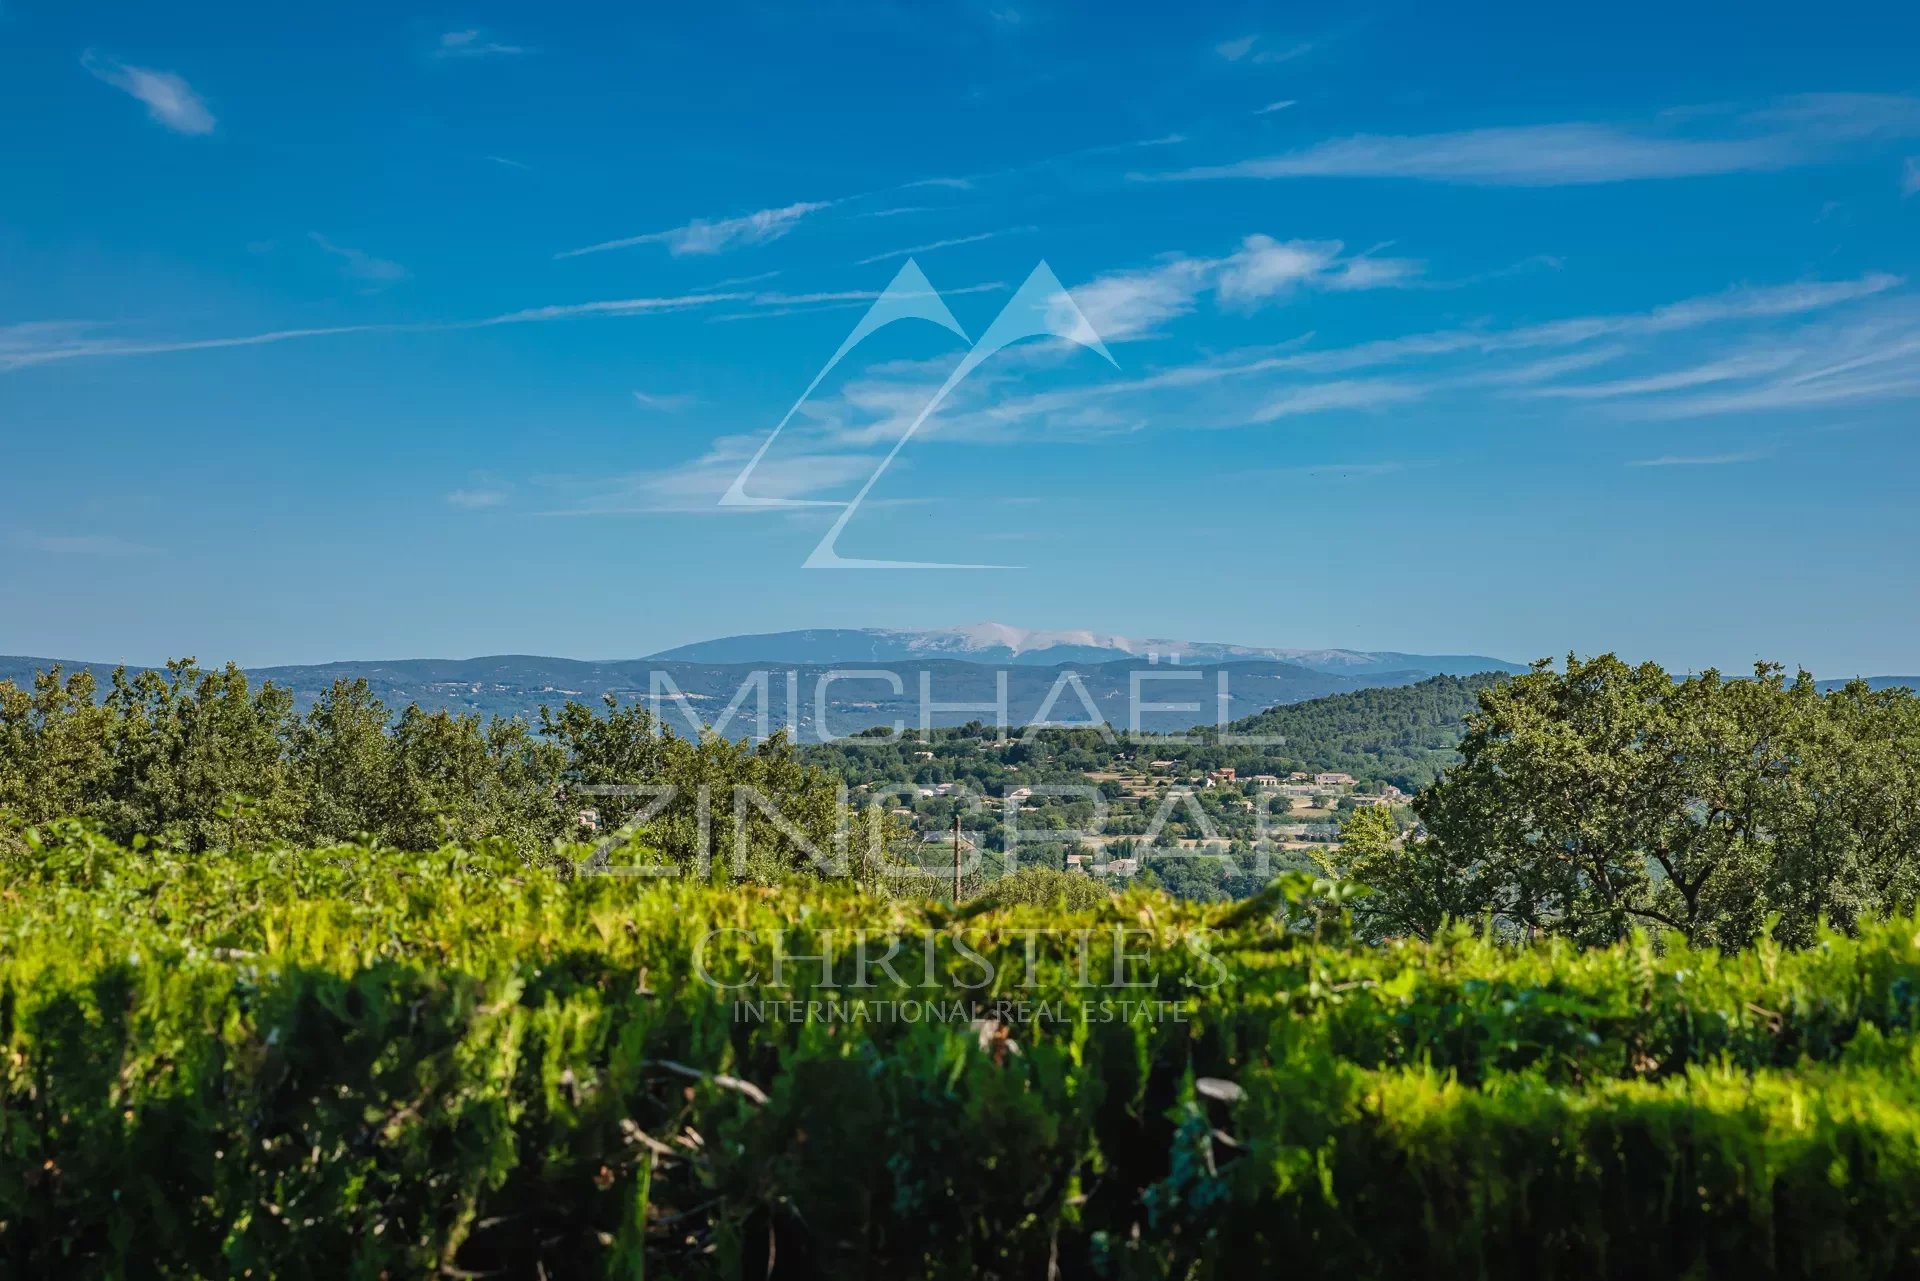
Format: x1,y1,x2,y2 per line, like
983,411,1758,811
1325,254,1425,291
1220,237,1424,301
704,269,786,289
1064,258,1214,341
486,155,530,170
14,532,161,557
1261,273,1903,376
0,322,389,372
1250,379,1422,421
1263,459,1431,478
0,298,727,370
607,268,1914,507
716,266,1920,486
765,284,1004,307
1435,253,1566,289
1529,351,1801,399
1656,373,1920,416
1155,125,1791,186
473,293,746,326
434,29,529,58
0,280,1014,371
1063,235,1420,341
885,132,1208,206
1629,451,1773,467
633,390,699,411
1603,274,1903,335
1538,296,1920,419
1471,346,1630,387
1253,42,1315,65
445,488,509,509
553,434,884,515
1,321,103,360
309,233,408,285
1215,34,1313,64
950,272,1904,436
1214,238,1344,304
1257,100,1297,115
1144,95,1920,187
853,229,1027,266
1746,93,1920,141
1905,157,1920,195
82,52,215,134
739,342,1112,455
709,281,1006,321
558,201,833,259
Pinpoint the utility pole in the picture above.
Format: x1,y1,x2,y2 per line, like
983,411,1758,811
952,813,962,902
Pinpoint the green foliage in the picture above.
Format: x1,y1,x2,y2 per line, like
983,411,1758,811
980,865,1112,910
6,828,1920,1278
0,662,869,880
806,674,1501,804
1217,671,1506,788
1358,656,1920,948
1134,850,1275,903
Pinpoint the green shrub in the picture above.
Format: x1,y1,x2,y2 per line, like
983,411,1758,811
981,864,1112,910
4,826,1920,1278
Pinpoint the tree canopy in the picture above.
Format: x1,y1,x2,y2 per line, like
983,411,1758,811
0,660,865,882
1337,656,1920,948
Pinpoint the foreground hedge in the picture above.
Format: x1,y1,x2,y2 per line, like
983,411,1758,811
3,826,1920,1279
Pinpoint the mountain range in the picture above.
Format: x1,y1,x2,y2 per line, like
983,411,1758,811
5,625,1907,737
645,623,1526,677
0,654,1448,736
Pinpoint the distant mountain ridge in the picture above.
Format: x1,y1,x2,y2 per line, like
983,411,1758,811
8,625,1903,737
646,623,1528,678
0,654,1441,735
1816,676,1920,693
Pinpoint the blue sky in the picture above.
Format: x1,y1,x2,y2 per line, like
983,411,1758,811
3,0,1918,674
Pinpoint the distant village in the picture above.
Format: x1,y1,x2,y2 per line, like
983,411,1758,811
869,750,1414,882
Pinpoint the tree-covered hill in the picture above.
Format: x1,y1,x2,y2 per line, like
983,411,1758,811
1217,672,1510,788
803,671,1511,798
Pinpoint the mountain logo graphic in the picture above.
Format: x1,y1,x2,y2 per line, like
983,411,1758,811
721,260,1114,569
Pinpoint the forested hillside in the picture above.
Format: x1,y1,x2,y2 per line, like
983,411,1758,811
1217,672,1507,786
805,672,1507,795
